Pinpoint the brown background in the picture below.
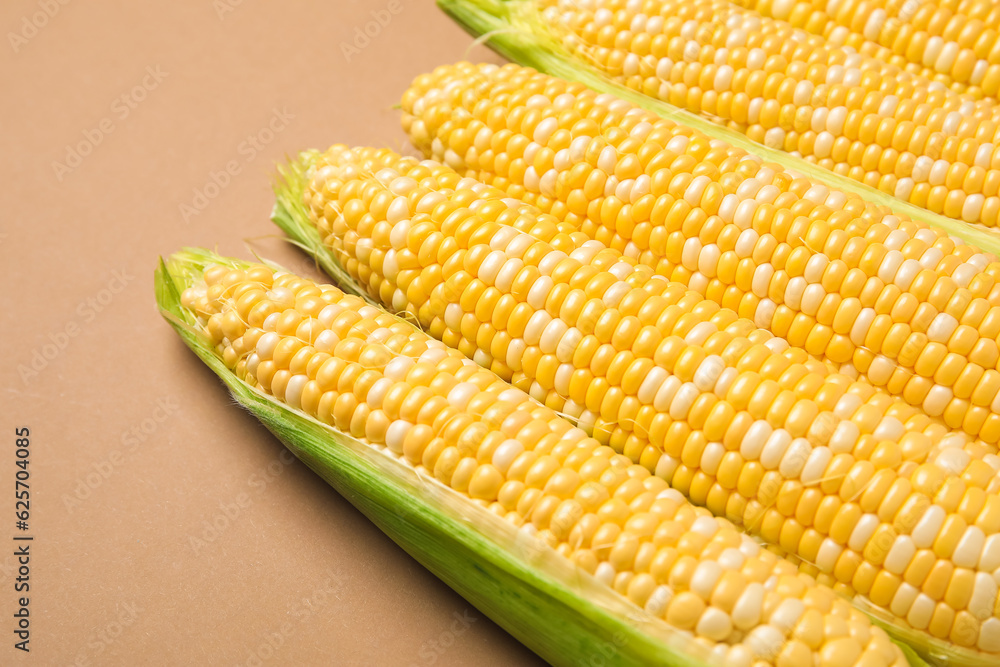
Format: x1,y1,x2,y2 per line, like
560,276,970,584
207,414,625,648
1,1,547,664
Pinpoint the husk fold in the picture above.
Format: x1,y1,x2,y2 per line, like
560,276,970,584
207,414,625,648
156,247,716,667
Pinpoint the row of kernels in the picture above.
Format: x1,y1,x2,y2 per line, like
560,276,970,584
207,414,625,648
730,0,1000,94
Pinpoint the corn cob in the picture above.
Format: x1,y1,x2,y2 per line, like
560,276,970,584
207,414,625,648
273,144,1000,657
729,0,1000,97
308,145,1000,451
158,248,914,667
437,0,1000,228
400,61,1000,446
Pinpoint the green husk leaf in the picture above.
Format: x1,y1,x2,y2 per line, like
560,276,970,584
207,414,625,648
271,153,354,291
157,247,715,667
436,0,1000,258
271,153,371,303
